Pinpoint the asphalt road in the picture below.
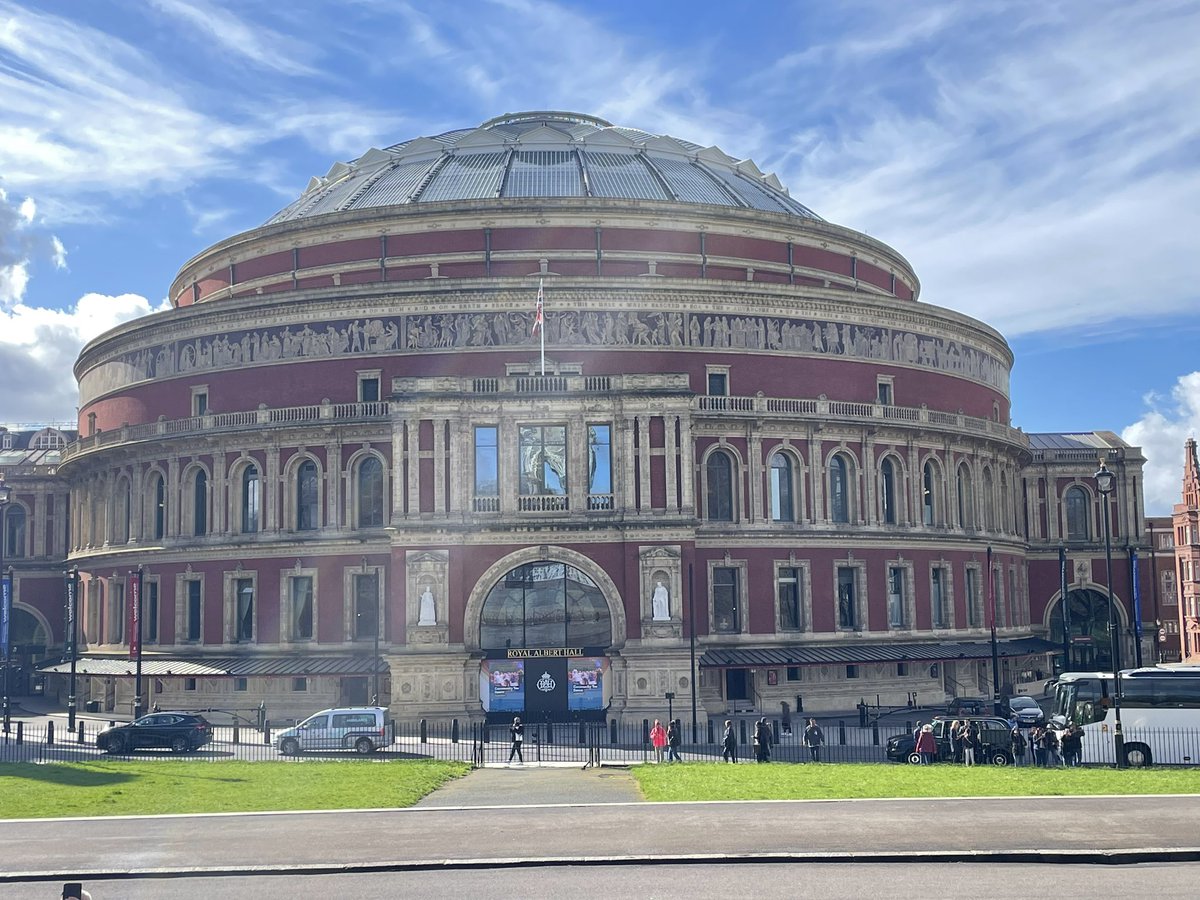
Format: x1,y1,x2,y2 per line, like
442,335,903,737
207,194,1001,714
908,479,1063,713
6,862,1199,900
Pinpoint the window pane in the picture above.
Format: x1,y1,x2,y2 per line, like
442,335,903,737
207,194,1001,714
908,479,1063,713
922,463,935,525
519,426,567,496
770,453,793,522
3,506,26,558
357,457,384,527
888,567,904,627
881,459,896,525
187,581,201,641
706,451,733,521
360,377,380,403
707,373,728,396
830,457,848,523
235,578,254,642
193,471,207,535
475,426,499,496
713,567,739,633
779,567,801,630
588,425,612,495
932,568,946,627
355,573,378,639
1066,487,1089,541
153,476,166,539
242,465,260,533
297,461,318,530
292,576,313,639
837,567,856,628
479,562,609,651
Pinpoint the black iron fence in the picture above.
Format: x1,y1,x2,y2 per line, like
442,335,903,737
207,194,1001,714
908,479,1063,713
3,718,1198,768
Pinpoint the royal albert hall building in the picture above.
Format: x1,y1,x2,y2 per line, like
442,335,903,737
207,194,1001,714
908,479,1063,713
42,111,1151,725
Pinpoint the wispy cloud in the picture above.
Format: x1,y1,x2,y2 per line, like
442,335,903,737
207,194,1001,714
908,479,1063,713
1123,372,1200,515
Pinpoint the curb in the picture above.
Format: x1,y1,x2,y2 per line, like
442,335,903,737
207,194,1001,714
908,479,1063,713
5,847,1200,884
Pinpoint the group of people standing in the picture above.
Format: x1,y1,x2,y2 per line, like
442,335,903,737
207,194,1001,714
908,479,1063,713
912,718,1086,767
649,719,684,763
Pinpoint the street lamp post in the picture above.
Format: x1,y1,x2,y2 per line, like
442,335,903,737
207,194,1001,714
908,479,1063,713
1095,460,1126,769
0,474,13,734
65,568,79,731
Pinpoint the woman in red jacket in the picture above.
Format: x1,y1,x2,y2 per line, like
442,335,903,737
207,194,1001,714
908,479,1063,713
650,719,667,764
915,723,938,765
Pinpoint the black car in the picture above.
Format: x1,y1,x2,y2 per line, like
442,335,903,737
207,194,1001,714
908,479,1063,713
946,696,989,716
96,712,214,754
885,716,1015,766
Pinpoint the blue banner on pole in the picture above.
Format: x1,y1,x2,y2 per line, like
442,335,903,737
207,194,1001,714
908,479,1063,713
1131,548,1143,640
0,574,10,659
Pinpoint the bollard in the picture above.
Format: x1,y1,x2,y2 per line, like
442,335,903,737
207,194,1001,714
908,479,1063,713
15,722,23,745
772,720,780,743
419,719,428,744
838,719,847,745
77,722,85,743
232,721,240,745
47,721,55,746
739,719,749,746
578,721,586,745
642,719,650,744
872,722,880,746
452,719,459,744
610,718,618,745
707,718,715,744
263,725,271,746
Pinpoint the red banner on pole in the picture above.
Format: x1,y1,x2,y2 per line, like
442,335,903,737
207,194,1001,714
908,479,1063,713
128,574,141,660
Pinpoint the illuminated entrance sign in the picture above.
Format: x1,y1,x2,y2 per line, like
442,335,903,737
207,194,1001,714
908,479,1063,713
506,647,584,659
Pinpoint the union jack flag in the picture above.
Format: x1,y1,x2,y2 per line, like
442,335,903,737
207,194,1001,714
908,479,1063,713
531,280,544,336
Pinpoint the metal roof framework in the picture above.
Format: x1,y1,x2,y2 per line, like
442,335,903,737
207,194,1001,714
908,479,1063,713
698,637,1059,669
38,655,388,678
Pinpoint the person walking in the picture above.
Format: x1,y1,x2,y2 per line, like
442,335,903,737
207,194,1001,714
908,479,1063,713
961,722,977,766
803,717,825,762
721,719,737,763
753,717,773,763
649,718,667,764
507,716,524,764
666,719,683,762
915,723,937,765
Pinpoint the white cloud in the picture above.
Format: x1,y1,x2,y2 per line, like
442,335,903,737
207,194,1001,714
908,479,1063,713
0,292,167,422
50,236,66,269
147,0,319,76
17,196,34,222
0,187,58,306
1122,372,1200,515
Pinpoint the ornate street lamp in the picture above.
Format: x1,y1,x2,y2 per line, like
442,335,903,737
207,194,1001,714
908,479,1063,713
1095,460,1126,768
1,474,13,734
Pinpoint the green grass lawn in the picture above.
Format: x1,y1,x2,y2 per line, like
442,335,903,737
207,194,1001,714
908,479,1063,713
632,762,1200,802
0,760,470,819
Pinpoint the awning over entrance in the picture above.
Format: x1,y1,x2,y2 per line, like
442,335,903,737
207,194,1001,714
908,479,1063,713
699,638,1058,669
37,655,388,678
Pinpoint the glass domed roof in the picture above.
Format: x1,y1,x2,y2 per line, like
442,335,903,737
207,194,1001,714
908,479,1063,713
266,111,820,225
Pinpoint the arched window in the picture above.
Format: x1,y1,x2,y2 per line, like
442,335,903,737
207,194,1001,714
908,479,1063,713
3,504,26,558
982,467,995,531
150,473,165,540
357,456,385,528
296,460,319,531
829,454,850,524
113,480,131,545
241,464,261,534
769,452,794,522
922,461,936,525
706,450,734,521
1065,485,1090,541
956,464,973,528
479,562,611,650
880,457,897,525
192,469,208,536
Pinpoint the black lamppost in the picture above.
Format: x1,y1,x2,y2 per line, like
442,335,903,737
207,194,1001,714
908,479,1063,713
65,567,80,731
131,565,144,718
1095,460,1126,768
0,474,12,734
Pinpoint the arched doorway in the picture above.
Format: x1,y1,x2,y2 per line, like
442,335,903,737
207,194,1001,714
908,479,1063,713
4,607,49,696
1048,588,1123,672
476,560,615,722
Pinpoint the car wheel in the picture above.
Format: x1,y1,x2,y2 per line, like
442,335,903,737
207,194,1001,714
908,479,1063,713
170,735,189,753
1124,743,1153,768
354,737,375,755
906,751,923,765
989,751,1011,767
105,734,126,754
280,738,300,756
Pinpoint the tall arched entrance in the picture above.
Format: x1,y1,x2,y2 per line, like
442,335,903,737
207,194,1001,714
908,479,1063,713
476,560,615,722
4,607,49,696
1048,587,1124,672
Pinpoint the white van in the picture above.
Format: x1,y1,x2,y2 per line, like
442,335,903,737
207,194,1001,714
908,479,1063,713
276,707,394,755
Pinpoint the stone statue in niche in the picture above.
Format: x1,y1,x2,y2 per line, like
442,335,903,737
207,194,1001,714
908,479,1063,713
652,580,670,621
418,585,437,625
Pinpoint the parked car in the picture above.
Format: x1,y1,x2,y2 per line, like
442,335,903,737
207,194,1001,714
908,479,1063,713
276,707,394,755
1007,695,1046,726
946,697,989,716
96,712,213,754
885,716,1015,766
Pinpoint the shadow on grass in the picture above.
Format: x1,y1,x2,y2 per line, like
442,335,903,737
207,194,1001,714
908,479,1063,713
0,762,135,788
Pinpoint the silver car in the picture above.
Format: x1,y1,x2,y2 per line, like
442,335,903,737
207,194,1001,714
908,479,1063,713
1007,696,1046,726
276,707,394,755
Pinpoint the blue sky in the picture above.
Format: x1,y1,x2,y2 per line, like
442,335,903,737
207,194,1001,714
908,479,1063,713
1,0,1198,513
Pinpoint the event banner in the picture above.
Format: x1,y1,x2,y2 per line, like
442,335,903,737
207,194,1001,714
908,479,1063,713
482,659,525,712
0,574,10,659
567,657,606,711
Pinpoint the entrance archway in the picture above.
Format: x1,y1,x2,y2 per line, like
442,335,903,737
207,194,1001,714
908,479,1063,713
5,606,49,696
1048,587,1124,672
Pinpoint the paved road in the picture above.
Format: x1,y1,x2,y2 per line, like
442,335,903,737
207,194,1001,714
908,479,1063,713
7,863,1198,900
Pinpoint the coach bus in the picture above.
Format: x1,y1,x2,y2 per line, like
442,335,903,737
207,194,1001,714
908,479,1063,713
1051,668,1200,767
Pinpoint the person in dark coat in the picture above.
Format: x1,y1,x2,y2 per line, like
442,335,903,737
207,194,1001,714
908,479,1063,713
508,716,524,764
721,719,737,763
1011,726,1027,766
802,717,825,762
666,719,683,762
753,718,773,763
1060,724,1083,767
